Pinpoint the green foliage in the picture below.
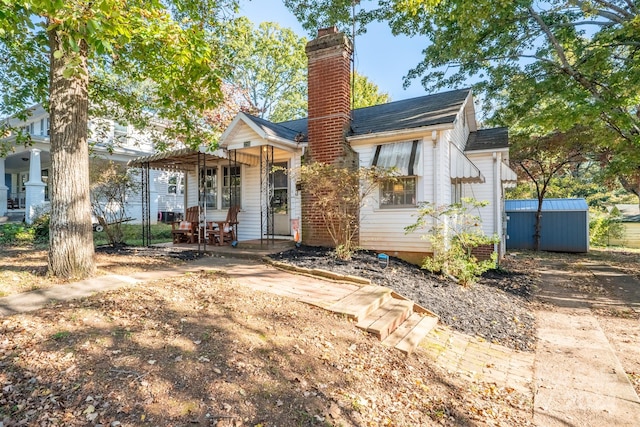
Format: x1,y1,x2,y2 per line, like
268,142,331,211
406,198,498,286
226,18,308,122
294,163,395,260
0,223,35,245
224,19,391,123
50,331,71,341
352,71,391,109
0,0,239,152
507,164,637,209
589,208,624,247
31,211,50,244
93,223,173,247
283,0,640,202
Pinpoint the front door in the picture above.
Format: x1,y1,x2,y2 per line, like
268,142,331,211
271,162,290,235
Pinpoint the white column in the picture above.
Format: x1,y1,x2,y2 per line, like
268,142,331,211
0,158,8,216
24,149,46,224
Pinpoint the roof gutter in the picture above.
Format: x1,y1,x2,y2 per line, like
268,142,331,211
264,135,303,153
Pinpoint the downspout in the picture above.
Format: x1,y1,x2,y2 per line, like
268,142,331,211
432,130,438,207
493,151,499,257
432,131,439,253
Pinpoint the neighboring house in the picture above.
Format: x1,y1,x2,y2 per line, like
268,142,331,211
609,204,640,248
0,104,184,223
130,27,517,262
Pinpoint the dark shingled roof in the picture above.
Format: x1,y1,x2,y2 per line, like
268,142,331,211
244,113,305,141
243,88,473,142
465,127,509,151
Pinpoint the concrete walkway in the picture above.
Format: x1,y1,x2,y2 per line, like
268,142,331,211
1,253,639,426
533,263,640,427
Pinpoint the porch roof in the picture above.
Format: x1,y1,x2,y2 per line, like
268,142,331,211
127,147,259,171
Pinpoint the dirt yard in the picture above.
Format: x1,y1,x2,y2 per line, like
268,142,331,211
0,270,533,426
0,245,638,426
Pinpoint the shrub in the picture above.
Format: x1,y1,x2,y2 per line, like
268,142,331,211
0,223,35,245
293,163,395,260
31,207,51,244
406,198,498,286
589,207,623,246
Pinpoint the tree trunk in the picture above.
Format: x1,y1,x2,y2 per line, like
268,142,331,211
534,196,543,251
618,175,640,208
47,30,96,279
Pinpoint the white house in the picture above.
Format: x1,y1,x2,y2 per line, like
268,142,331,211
129,27,517,262
0,104,185,224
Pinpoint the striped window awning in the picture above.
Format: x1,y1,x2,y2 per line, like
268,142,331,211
450,144,485,183
501,161,518,187
371,140,421,176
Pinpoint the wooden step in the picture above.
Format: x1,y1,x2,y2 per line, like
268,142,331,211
356,298,414,341
327,285,392,321
383,313,439,356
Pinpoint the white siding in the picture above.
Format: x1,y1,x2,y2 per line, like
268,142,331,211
236,164,262,241
156,171,185,214
355,139,433,254
465,152,498,237
609,223,640,248
289,155,302,238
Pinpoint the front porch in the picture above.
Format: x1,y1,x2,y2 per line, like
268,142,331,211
1,147,50,223
128,142,303,248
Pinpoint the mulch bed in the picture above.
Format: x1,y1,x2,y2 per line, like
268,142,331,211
269,246,538,352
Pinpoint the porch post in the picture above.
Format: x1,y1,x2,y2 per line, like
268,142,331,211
24,148,46,224
0,158,8,216
149,169,158,225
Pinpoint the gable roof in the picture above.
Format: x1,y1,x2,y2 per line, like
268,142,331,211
236,88,472,143
349,88,470,135
465,127,509,151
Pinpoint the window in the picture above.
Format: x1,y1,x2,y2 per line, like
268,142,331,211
201,168,218,209
114,121,128,136
40,118,50,136
270,162,288,214
168,173,184,195
380,177,416,208
42,169,49,201
29,123,34,134
222,166,241,208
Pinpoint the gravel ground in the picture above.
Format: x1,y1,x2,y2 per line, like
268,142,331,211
270,246,537,352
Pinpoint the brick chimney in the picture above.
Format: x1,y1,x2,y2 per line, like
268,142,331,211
305,26,353,166
302,27,357,247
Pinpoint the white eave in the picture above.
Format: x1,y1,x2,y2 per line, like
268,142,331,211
220,112,301,153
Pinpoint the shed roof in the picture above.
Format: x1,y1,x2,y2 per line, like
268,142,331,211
505,198,588,212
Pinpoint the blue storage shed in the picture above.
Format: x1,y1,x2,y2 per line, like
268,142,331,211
505,198,589,252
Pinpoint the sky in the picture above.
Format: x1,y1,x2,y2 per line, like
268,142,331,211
237,0,432,102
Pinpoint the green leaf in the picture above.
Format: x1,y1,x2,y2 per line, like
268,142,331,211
62,67,74,79
53,50,64,59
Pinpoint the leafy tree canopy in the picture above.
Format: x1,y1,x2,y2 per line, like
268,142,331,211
0,0,239,154
224,18,390,123
283,0,640,200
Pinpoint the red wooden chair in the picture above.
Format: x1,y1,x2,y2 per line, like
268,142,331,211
207,205,240,246
171,206,199,244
